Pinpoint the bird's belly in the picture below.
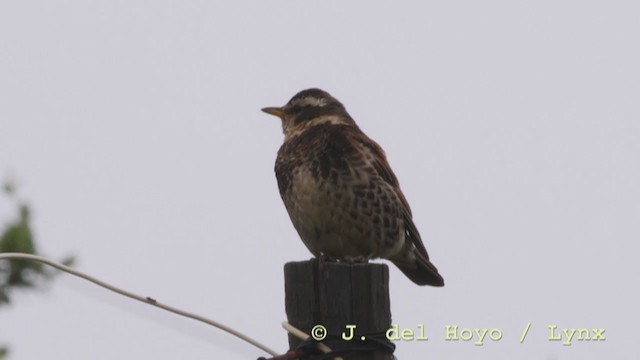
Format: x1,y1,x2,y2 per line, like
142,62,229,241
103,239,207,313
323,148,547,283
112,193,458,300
282,167,401,259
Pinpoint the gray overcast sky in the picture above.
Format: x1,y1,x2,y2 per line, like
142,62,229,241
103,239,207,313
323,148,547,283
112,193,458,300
1,1,638,359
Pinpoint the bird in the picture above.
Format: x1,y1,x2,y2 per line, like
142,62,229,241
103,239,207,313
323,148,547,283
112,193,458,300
262,88,444,286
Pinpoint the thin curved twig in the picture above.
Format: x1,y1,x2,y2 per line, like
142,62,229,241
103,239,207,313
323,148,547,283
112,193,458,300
0,252,279,356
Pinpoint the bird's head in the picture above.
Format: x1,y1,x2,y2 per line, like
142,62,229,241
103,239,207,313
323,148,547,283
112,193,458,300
262,88,356,139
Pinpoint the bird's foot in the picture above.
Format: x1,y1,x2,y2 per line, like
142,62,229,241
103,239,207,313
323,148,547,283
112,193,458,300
316,254,338,263
343,255,370,264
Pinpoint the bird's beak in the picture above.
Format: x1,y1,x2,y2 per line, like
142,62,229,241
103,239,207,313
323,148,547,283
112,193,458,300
261,107,285,119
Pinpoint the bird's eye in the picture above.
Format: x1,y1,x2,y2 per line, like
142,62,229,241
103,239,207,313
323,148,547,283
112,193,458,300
292,105,302,114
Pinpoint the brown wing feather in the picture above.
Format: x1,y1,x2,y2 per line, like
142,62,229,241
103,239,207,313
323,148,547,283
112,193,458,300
347,130,432,260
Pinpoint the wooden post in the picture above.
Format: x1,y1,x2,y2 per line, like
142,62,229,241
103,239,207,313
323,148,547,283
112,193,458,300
284,259,394,360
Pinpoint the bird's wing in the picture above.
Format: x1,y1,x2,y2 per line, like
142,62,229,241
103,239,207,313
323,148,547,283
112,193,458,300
348,131,432,260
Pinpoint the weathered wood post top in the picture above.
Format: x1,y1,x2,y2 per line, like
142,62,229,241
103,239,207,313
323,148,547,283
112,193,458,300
284,259,394,360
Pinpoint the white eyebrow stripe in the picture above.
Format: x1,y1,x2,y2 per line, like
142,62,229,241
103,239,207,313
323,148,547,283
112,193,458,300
293,97,329,107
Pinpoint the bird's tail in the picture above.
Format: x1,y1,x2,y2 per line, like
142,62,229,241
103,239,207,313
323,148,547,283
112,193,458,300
391,247,444,287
